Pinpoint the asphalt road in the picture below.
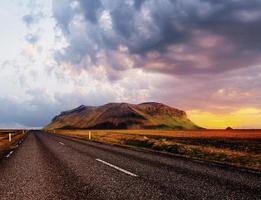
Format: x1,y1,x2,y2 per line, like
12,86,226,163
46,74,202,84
0,131,260,200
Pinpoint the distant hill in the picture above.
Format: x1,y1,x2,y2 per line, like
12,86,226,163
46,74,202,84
44,102,201,130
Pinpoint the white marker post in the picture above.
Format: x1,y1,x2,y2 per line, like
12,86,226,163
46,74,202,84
9,133,12,142
89,131,92,140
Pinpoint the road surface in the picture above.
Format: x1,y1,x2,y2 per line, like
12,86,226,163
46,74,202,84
0,131,260,200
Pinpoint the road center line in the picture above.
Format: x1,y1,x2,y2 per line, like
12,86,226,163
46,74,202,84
6,151,14,158
58,142,65,145
96,158,138,177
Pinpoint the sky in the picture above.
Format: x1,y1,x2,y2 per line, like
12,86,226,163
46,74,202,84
0,0,261,129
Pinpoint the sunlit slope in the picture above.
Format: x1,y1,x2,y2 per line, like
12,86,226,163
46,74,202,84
44,102,201,130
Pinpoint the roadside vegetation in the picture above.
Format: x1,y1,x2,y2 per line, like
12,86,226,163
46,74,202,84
46,129,261,171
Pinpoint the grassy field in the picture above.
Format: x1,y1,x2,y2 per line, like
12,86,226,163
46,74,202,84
47,129,261,171
0,130,26,153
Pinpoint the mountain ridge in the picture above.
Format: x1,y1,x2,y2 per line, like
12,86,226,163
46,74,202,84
44,102,201,130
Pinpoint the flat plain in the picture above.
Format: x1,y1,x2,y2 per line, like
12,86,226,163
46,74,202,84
48,129,261,171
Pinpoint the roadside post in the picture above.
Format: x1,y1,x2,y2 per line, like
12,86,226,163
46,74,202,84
53,130,56,134
9,133,12,142
89,131,92,140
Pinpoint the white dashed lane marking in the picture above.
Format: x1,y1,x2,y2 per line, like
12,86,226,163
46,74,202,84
96,158,138,177
6,151,14,158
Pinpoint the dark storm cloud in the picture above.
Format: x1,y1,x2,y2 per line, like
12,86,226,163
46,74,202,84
52,0,261,75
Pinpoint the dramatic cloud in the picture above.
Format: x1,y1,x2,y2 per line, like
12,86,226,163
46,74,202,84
52,0,261,75
0,0,260,128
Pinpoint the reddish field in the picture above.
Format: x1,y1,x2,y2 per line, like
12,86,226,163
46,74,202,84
51,129,261,139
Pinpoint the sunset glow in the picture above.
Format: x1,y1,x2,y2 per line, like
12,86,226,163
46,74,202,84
188,108,261,129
